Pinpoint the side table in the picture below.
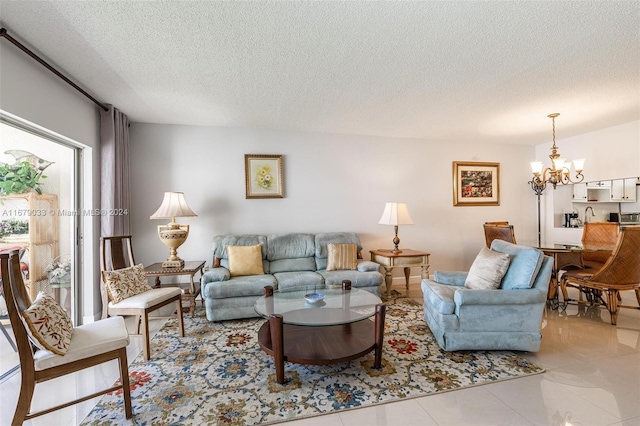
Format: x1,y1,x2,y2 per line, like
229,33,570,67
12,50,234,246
370,249,430,298
144,260,205,317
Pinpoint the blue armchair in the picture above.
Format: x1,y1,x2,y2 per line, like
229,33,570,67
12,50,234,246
421,240,553,352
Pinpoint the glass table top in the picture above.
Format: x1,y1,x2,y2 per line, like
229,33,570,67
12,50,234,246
254,288,382,327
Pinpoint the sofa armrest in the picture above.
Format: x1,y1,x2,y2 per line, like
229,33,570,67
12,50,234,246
454,287,546,306
433,271,467,286
202,267,230,285
357,260,380,272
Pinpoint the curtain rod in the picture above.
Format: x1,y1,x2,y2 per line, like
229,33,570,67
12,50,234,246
0,28,109,112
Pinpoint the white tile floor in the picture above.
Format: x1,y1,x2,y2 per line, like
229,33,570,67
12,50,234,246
2,285,640,426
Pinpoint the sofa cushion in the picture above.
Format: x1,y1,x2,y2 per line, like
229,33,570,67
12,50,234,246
227,244,264,277
22,292,73,356
266,233,316,260
317,270,383,289
464,247,510,290
491,240,544,289
315,232,362,270
203,274,276,299
273,271,324,292
269,257,317,274
326,243,357,271
102,264,152,303
212,235,267,260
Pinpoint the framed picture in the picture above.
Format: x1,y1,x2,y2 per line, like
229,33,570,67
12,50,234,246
452,161,500,206
244,154,284,199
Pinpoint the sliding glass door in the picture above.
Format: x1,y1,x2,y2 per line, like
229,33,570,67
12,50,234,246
0,118,79,381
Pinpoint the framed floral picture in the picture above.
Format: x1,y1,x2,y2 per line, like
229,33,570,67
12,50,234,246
452,161,500,206
245,154,284,199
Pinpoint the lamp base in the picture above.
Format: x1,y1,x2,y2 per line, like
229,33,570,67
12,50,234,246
162,259,185,268
391,249,403,254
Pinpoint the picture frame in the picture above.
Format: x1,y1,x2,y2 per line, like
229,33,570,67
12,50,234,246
452,161,500,206
244,154,284,199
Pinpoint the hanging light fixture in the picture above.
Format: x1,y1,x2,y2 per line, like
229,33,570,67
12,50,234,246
529,113,585,196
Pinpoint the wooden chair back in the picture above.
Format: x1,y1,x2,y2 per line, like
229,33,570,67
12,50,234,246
483,224,516,248
589,226,640,285
581,222,620,264
101,235,136,271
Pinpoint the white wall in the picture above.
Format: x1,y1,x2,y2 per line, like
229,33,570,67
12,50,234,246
0,41,103,322
130,124,539,277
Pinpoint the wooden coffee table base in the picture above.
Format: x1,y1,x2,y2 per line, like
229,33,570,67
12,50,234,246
257,304,386,384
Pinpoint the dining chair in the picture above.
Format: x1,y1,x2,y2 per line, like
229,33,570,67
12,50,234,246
580,222,620,269
483,223,516,248
561,226,640,325
101,235,185,361
0,250,133,425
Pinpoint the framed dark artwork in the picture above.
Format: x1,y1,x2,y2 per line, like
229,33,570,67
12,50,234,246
244,154,284,199
452,161,500,206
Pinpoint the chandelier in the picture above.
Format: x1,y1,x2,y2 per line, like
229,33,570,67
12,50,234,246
529,113,585,195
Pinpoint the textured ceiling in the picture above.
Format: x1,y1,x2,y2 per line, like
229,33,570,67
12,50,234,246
0,1,639,145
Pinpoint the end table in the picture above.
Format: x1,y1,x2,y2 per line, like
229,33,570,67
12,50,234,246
144,260,206,317
370,249,430,298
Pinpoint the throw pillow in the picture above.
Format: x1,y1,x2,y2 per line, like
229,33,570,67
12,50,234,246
102,264,152,304
227,244,264,277
464,247,511,290
21,292,73,356
326,243,358,271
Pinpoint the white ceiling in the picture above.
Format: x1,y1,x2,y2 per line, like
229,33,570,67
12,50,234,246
0,1,639,145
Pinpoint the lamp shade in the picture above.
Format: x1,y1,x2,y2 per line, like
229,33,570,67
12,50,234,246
150,192,197,219
378,202,414,226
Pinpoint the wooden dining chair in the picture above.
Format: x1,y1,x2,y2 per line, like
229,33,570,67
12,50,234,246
580,222,620,269
561,226,640,325
101,235,185,360
483,223,516,248
0,250,133,425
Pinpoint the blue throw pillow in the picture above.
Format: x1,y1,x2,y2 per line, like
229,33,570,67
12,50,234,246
491,240,544,290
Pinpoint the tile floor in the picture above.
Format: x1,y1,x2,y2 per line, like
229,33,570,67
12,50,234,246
1,285,640,426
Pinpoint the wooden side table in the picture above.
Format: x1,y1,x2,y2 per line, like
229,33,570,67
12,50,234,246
144,260,205,317
370,249,430,298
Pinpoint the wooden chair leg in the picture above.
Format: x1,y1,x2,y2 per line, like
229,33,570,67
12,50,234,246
14,373,35,426
606,289,619,325
176,298,185,337
635,288,640,307
141,312,151,361
135,314,142,335
118,348,133,419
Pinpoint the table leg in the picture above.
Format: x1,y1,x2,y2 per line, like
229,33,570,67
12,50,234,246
374,304,386,369
383,267,393,298
403,267,411,292
154,277,161,288
189,275,196,317
269,314,286,384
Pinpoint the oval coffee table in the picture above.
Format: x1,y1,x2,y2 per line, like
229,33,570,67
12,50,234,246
254,283,386,384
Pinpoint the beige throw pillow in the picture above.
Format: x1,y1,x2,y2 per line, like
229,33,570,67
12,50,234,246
21,292,73,356
227,244,264,277
464,247,511,290
102,264,152,304
326,243,358,271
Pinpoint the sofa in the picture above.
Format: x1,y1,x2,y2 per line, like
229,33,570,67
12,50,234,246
421,240,553,352
201,232,384,321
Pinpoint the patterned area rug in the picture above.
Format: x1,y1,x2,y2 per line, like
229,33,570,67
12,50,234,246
82,293,544,425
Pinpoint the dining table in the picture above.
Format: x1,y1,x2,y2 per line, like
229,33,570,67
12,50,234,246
536,242,615,309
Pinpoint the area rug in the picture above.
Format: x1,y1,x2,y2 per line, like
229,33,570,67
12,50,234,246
81,293,544,425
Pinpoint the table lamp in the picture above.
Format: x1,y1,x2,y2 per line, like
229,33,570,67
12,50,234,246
150,192,197,268
378,202,414,254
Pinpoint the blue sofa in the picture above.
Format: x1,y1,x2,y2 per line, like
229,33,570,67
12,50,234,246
421,240,553,352
201,232,384,321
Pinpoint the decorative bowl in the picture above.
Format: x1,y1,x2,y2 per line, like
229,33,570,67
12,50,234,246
304,292,325,304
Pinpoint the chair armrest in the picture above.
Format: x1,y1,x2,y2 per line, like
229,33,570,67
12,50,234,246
434,271,468,286
202,267,230,285
357,260,380,272
454,288,546,306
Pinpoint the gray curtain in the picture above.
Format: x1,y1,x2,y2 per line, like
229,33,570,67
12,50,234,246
100,105,130,237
